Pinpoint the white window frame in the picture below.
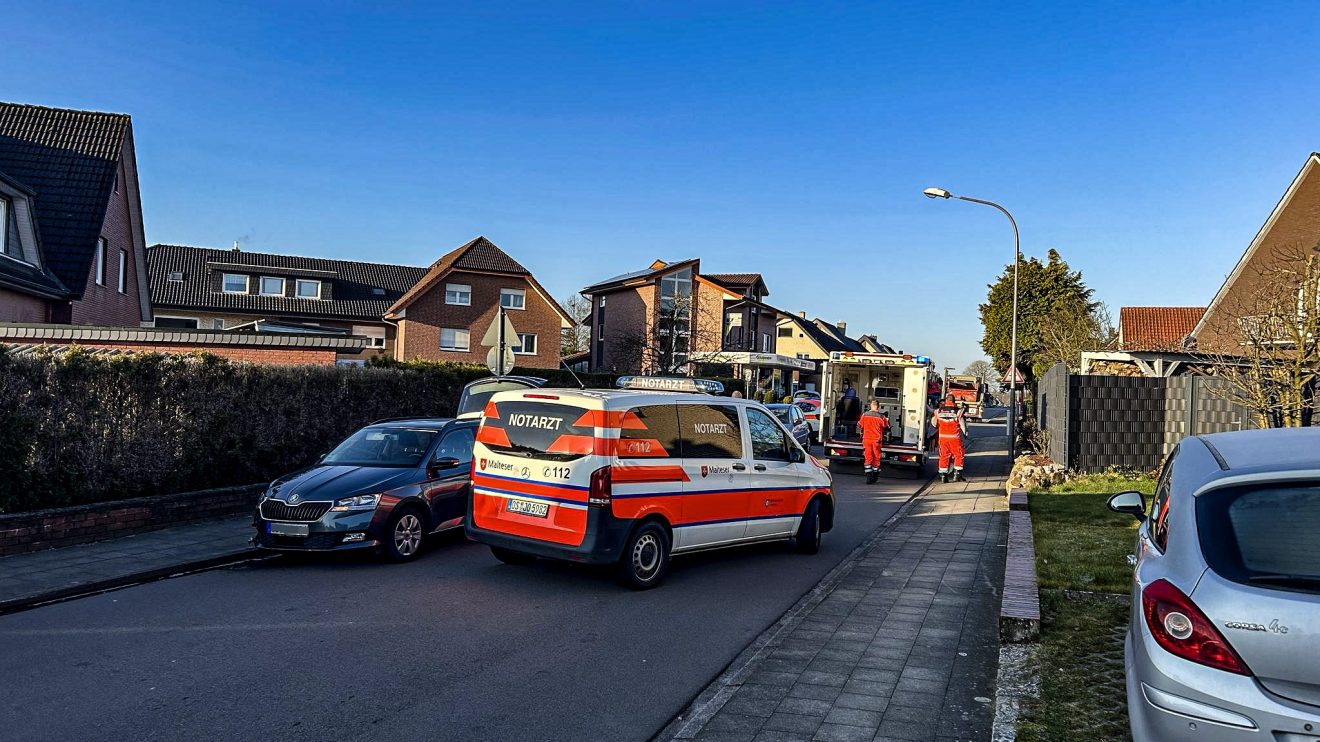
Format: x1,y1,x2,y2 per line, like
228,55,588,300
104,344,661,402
95,238,107,285
117,249,128,293
500,288,526,310
514,332,538,355
445,283,472,306
295,279,322,299
439,327,470,352
0,197,8,256
351,324,387,349
259,276,286,296
222,273,248,294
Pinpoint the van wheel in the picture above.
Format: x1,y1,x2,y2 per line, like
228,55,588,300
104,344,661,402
491,546,536,566
617,522,670,590
794,499,823,554
383,506,426,562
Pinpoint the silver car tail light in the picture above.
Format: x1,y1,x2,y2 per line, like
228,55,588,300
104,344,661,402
1143,579,1251,675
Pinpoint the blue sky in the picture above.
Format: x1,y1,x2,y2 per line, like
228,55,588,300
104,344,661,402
7,1,1320,371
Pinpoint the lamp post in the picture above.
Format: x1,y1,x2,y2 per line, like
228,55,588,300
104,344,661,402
923,187,1021,462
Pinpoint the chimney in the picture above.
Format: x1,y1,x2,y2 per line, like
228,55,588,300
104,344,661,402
837,321,847,332
231,240,241,252
798,310,807,319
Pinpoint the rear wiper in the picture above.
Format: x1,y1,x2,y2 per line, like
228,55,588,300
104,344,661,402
1247,574,1320,589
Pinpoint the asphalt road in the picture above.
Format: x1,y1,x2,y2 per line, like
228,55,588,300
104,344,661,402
0,456,941,742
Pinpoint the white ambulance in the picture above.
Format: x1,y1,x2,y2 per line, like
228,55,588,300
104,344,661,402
819,352,934,471
464,377,835,589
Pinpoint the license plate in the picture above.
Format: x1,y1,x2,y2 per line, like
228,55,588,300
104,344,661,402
268,522,310,537
506,499,549,518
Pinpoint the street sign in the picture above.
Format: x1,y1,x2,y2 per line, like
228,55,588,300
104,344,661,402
1004,365,1026,385
486,346,517,375
481,313,519,347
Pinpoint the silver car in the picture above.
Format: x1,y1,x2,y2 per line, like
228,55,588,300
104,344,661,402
1108,428,1320,741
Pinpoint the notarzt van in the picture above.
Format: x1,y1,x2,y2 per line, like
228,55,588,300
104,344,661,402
464,378,835,589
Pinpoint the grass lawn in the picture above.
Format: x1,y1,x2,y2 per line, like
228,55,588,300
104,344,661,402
1016,471,1158,742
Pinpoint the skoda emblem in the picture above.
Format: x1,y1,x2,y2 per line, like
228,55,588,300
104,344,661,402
287,493,302,505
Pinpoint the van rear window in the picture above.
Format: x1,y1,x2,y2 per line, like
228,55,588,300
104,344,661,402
619,405,681,458
479,400,592,461
1198,483,1320,595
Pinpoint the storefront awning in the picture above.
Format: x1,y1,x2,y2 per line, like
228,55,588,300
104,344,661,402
689,351,816,371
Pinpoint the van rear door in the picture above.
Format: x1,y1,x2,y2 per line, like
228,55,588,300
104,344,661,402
471,396,596,546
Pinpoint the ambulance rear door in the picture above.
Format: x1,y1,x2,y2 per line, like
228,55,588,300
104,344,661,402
901,365,928,449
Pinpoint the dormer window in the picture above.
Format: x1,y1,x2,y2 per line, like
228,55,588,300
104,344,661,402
295,279,321,299
259,276,285,296
222,273,247,293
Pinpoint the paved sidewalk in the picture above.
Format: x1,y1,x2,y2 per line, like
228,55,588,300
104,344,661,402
0,515,255,612
667,430,1010,742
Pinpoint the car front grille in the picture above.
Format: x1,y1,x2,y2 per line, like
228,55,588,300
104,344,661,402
260,500,332,522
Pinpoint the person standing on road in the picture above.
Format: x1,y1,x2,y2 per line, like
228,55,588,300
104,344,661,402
932,394,967,483
858,399,888,485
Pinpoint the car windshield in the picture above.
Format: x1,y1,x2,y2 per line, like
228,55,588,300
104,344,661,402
770,407,793,425
1198,482,1320,595
322,426,439,468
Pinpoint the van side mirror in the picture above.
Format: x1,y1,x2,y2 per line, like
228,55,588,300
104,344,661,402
1107,491,1147,522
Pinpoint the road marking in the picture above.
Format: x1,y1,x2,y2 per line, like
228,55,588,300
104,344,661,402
0,620,403,636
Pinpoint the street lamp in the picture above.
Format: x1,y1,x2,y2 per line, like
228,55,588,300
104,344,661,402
923,186,1021,462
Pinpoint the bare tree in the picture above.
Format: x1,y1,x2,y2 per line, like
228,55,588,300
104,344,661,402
1201,244,1320,427
1035,301,1116,374
559,294,592,356
962,359,999,383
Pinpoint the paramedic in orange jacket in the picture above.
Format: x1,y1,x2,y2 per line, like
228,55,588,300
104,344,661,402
932,394,967,483
857,400,889,484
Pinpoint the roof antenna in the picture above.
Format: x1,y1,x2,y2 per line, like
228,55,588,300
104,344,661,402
561,358,587,390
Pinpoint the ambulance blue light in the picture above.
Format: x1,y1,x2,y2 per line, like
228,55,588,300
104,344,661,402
915,355,930,365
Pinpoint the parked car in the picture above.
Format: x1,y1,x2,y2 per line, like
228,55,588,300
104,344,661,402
795,399,821,443
1107,428,1320,741
792,390,820,402
253,418,477,561
465,377,835,589
767,402,812,448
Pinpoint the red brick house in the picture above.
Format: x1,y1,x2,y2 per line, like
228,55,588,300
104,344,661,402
385,236,572,368
0,103,151,326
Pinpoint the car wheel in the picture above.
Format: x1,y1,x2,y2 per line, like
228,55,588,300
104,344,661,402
490,546,536,565
794,498,823,554
383,506,426,562
617,522,670,590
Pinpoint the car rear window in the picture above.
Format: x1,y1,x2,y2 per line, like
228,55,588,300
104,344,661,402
1198,482,1320,595
479,400,592,461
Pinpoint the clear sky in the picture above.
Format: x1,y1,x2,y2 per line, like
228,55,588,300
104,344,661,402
7,1,1320,371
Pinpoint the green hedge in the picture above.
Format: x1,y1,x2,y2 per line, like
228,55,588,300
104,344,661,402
0,348,616,514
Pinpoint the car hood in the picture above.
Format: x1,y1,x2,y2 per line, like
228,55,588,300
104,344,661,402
267,466,418,503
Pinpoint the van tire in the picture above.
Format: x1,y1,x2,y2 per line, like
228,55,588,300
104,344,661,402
490,546,536,566
617,522,670,590
794,499,823,554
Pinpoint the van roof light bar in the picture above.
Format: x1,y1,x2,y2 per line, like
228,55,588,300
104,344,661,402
616,376,724,394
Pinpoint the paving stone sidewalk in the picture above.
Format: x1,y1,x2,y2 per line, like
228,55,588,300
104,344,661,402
672,432,1011,742
0,515,255,612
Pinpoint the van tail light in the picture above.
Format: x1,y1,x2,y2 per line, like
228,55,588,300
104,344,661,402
1142,579,1250,675
588,466,612,507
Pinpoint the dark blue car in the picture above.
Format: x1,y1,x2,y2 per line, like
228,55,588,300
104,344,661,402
252,418,476,561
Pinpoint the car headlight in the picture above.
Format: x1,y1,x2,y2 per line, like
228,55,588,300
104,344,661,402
330,494,381,512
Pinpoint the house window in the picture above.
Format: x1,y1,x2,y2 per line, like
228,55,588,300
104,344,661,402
212,319,225,330
440,328,470,351
445,283,471,306
372,287,386,296
295,279,321,299
259,276,285,296
95,238,107,285
500,288,526,310
167,271,184,283
155,316,199,329
352,325,387,349
117,250,128,293
513,333,537,355
222,273,248,293
762,333,771,352
0,197,9,256
778,326,792,338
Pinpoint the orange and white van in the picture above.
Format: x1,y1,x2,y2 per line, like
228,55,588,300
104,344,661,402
463,378,835,589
